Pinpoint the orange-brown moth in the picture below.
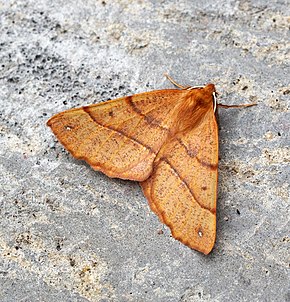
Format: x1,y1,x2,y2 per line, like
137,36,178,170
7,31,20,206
47,75,254,254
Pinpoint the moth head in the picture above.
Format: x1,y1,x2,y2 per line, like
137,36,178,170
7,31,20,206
190,84,216,110
204,84,217,111
174,84,217,134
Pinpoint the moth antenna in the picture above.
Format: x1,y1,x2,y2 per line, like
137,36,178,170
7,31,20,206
218,103,257,109
164,73,189,89
164,73,206,91
187,85,205,90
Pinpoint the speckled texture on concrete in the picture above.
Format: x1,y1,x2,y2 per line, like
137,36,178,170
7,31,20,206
0,1,289,301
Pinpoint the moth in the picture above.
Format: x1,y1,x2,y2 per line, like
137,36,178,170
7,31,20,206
47,75,254,254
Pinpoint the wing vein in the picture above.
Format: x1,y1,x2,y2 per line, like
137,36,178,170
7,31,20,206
160,157,215,214
126,96,170,131
177,138,218,170
106,100,171,127
82,107,155,154
105,115,145,163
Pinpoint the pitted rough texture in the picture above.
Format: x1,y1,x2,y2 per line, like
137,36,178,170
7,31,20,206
0,1,289,301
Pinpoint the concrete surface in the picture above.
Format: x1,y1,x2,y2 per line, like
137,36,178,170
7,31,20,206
0,0,289,301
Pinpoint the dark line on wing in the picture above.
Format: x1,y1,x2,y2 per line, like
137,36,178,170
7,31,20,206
126,96,170,132
82,106,156,154
160,157,215,214
177,138,198,157
196,158,218,170
177,138,218,170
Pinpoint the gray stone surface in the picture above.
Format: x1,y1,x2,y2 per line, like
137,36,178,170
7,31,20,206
0,0,289,301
